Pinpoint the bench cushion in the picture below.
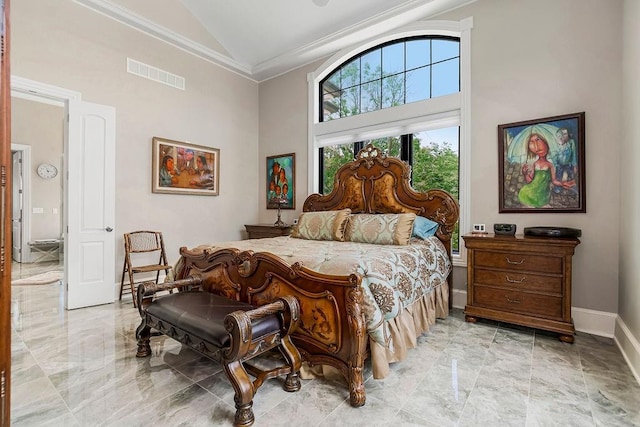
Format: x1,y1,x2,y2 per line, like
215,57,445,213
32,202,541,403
146,291,282,348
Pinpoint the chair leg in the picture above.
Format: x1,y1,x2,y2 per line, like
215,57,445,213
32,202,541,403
119,258,128,301
223,360,255,427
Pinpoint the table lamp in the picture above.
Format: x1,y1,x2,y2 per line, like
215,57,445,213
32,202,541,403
273,196,288,227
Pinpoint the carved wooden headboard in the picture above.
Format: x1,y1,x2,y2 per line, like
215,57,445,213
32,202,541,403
303,144,460,257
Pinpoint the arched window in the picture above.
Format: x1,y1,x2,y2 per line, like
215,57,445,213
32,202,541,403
320,36,460,122
308,19,472,263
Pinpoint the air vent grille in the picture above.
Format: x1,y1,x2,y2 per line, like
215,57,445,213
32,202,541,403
127,58,185,90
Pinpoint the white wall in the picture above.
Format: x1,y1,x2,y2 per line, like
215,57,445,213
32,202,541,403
259,0,624,315
618,0,640,380
12,0,261,273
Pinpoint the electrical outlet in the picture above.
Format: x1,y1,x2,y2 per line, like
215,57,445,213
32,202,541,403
472,223,486,233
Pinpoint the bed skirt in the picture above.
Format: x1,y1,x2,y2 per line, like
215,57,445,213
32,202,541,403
301,281,449,380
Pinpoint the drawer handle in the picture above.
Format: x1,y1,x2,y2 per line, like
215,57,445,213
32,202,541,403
505,275,525,284
505,257,525,265
505,295,521,304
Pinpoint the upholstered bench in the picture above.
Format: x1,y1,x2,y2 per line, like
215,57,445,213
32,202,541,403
135,276,302,427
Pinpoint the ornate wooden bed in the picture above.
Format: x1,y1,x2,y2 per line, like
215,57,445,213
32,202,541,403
171,145,459,407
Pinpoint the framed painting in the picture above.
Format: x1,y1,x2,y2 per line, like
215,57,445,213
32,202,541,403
266,153,295,209
152,137,220,196
498,112,585,213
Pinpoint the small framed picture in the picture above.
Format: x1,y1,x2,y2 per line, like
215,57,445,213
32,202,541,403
266,153,295,209
498,112,585,213
152,137,220,196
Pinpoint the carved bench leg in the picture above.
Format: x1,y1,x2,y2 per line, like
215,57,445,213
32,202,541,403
279,336,301,392
135,321,152,358
224,360,255,427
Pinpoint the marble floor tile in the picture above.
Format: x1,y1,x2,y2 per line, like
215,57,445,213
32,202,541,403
8,281,640,426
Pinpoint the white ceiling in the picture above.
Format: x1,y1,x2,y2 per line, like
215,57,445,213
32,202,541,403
75,0,471,81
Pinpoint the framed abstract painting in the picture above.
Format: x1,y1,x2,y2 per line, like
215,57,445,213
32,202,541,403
152,137,220,196
266,153,295,209
498,112,585,213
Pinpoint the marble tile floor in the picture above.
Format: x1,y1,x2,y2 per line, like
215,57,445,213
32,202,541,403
10,282,640,426
11,260,63,281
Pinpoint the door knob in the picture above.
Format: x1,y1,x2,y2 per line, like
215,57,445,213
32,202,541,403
106,227,113,232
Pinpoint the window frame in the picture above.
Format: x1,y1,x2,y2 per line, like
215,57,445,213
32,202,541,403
307,19,472,266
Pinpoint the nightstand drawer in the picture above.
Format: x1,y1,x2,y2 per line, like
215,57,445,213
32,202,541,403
474,251,562,274
245,224,292,239
473,286,562,319
474,269,562,294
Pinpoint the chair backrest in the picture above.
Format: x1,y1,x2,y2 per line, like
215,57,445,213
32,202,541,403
124,231,165,254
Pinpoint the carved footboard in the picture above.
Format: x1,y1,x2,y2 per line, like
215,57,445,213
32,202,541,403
176,246,368,407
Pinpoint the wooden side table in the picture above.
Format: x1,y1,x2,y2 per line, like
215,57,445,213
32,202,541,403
244,224,292,239
463,233,580,343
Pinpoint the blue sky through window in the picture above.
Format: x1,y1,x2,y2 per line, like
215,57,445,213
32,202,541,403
321,37,459,121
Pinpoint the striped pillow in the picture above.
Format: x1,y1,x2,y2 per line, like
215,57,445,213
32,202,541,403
291,209,351,241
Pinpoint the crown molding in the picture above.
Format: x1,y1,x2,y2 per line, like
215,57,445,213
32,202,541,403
74,0,475,82
73,0,256,81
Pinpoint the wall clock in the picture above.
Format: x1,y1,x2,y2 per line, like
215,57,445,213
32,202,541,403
37,163,58,179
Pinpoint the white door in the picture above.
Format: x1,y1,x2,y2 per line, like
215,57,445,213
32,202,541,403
65,100,116,309
12,150,23,262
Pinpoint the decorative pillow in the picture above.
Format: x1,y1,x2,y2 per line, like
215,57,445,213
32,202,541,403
412,216,440,239
291,209,351,241
345,213,417,245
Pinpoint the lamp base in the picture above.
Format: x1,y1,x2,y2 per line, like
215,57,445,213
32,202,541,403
274,205,287,227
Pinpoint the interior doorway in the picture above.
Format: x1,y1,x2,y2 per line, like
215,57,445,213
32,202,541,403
10,90,66,281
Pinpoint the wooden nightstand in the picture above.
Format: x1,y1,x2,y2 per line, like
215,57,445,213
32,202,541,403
462,233,580,343
244,224,292,239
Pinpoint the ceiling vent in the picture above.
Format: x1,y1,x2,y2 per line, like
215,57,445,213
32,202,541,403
127,58,185,90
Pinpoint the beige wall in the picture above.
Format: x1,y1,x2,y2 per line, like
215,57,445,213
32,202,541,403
12,0,260,270
618,0,640,374
259,0,624,315
437,0,623,313
258,60,323,226
11,98,64,242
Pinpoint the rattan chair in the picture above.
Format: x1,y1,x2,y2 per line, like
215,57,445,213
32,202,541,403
120,231,172,307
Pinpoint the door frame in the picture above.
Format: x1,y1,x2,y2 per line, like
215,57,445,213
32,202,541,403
10,144,30,263
10,76,81,273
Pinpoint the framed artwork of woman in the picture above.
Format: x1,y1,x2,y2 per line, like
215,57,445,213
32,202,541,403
498,112,585,213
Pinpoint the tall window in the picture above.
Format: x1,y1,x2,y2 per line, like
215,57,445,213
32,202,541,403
309,19,472,264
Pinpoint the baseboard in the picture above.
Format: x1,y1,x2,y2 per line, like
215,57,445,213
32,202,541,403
452,288,467,309
572,307,617,337
614,317,640,386
452,289,617,337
